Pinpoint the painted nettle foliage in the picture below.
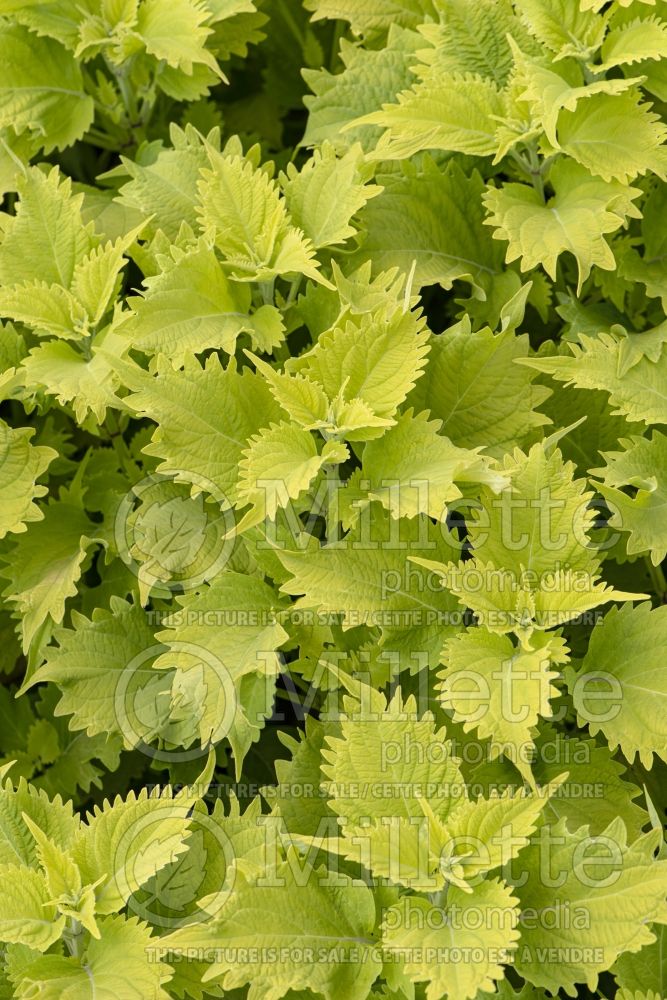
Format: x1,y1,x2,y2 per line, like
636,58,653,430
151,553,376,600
0,0,667,997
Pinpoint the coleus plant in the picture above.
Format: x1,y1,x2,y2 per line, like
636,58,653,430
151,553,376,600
0,0,665,998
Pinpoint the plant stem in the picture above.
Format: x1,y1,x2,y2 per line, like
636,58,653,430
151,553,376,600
645,556,667,603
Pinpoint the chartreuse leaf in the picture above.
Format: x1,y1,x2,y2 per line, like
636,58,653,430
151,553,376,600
0,24,94,152
598,14,667,70
517,0,607,56
302,26,419,151
361,71,507,159
416,0,527,84
0,865,64,951
71,753,213,914
0,167,139,417
514,820,667,993
163,858,382,1000
508,47,641,150
116,124,211,240
593,431,667,565
520,333,667,426
69,223,144,328
287,303,430,432
567,602,667,767
267,717,339,837
278,508,461,633
382,878,521,1000
309,687,561,888
321,689,466,826
483,159,642,293
613,926,667,996
0,167,95,290
406,317,551,454
136,0,222,76
0,421,55,540
280,141,381,249
1,481,102,653
24,597,167,746
125,354,281,505
22,813,100,939
415,442,645,637
19,340,123,422
0,775,79,868
120,242,272,362
120,475,235,605
245,352,330,430
238,422,346,521
304,0,436,34
439,630,567,782
152,573,288,760
528,726,649,838
357,408,509,521
7,913,174,999
354,156,503,293
197,143,325,283
556,90,667,184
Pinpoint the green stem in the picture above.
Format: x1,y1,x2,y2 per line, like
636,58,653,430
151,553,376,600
526,145,545,201
645,556,667,603
258,279,275,306
324,462,340,543
64,918,84,959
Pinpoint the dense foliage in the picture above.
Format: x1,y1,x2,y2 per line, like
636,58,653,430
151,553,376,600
0,0,665,997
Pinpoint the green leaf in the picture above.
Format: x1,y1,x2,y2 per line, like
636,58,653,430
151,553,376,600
0,25,94,152
517,0,607,57
280,142,381,248
358,408,508,520
0,420,55,540
0,167,95,288
613,927,667,997
382,879,521,1000
20,339,122,423
2,482,101,653
288,302,429,435
322,689,465,826
415,441,645,633
197,145,325,283
364,72,506,160
304,0,436,34
165,859,382,1000
152,573,288,756
529,726,649,838
137,0,222,76
483,159,642,292
26,597,166,746
9,913,174,999
406,319,551,454
598,14,667,70
238,422,337,521
439,629,565,781
0,865,64,950
72,765,212,914
355,156,504,293
594,430,667,565
557,90,667,184
520,333,667,426
567,602,667,768
126,355,281,505
416,0,525,84
514,820,667,993
120,242,259,362
116,124,210,241
302,26,419,151
0,775,79,868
